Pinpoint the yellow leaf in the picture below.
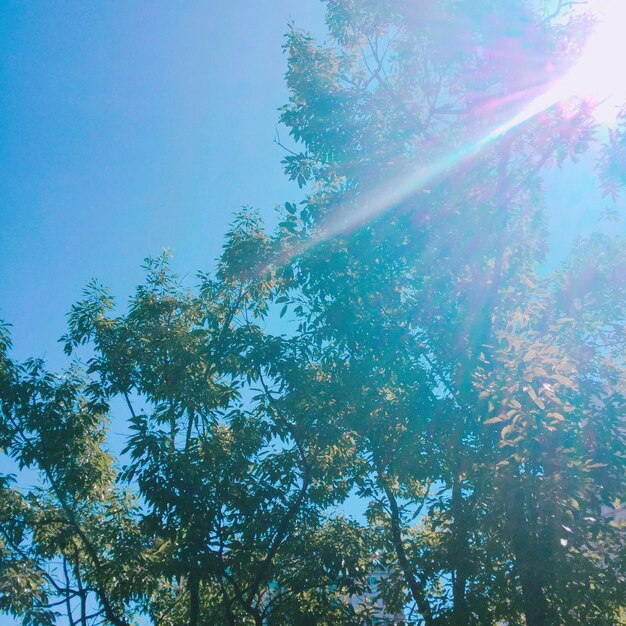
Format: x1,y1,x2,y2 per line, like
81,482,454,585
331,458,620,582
552,374,574,388
485,416,505,425
501,424,516,439
547,412,565,422
523,349,537,362
526,386,545,409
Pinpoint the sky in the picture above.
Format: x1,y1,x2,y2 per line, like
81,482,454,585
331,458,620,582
0,2,625,622
0,1,624,363
1,7,330,609
0,1,325,369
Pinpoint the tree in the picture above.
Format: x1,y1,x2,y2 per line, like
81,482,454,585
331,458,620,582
2,1,625,625
0,231,374,625
472,234,626,625
271,0,625,624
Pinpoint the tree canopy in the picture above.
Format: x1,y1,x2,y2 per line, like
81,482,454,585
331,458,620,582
1,1,625,625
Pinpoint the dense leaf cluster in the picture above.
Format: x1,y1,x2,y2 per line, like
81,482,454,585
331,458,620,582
1,1,625,625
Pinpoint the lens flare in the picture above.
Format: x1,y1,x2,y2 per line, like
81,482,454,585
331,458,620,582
570,1,626,123
275,2,625,264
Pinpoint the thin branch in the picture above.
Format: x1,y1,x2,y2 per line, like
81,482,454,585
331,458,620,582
123,392,137,420
274,127,300,157
544,0,586,21
243,373,312,610
374,458,435,626
62,557,77,626
35,446,129,626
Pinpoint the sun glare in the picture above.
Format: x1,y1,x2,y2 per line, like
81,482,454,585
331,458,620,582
559,0,626,124
273,1,626,260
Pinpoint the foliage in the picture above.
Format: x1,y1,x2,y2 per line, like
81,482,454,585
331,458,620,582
2,1,625,625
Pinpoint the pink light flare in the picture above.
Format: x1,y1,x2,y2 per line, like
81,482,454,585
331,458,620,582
274,2,624,266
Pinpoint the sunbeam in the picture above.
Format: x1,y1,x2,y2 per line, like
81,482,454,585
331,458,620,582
562,0,626,124
277,1,624,264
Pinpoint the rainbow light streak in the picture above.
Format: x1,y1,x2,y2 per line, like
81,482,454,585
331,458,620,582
277,2,625,264
283,78,568,262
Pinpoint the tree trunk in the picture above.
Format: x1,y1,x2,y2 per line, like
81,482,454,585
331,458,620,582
378,468,435,626
253,611,264,626
506,476,555,626
188,572,200,626
450,474,470,626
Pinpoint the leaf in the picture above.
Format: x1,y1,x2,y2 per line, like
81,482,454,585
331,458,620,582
552,374,574,388
523,349,537,362
526,386,545,409
500,424,516,440
547,412,565,422
485,416,505,425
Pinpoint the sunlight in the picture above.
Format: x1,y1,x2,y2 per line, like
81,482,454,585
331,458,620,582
492,1,626,135
557,0,626,124
273,1,626,264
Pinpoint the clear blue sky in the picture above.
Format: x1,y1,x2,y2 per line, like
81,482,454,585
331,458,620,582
0,1,325,368
0,0,623,370
0,5,624,621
